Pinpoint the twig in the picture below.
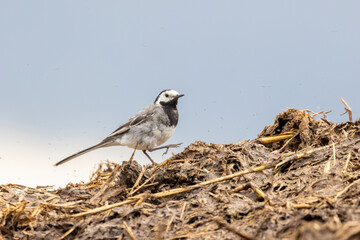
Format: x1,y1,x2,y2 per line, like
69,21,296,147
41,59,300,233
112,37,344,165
258,132,295,144
129,172,157,196
170,231,217,239
332,142,337,166
335,178,360,200
291,203,312,209
228,183,250,194
213,217,254,240
324,159,331,174
340,98,353,122
134,192,150,207
152,165,266,199
59,225,76,240
322,110,332,119
276,143,334,170
311,111,324,117
277,131,300,153
127,182,158,192
129,166,147,196
122,221,138,240
343,152,352,172
30,205,43,218
70,198,138,218
323,142,337,174
250,183,267,201
166,213,176,232
321,118,332,125
180,202,187,220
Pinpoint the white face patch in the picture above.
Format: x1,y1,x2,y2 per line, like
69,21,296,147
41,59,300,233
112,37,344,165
155,89,180,104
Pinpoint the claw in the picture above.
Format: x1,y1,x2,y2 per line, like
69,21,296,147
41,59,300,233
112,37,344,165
162,143,182,155
162,149,169,156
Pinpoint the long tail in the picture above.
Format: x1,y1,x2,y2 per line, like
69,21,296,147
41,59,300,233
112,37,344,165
54,143,107,167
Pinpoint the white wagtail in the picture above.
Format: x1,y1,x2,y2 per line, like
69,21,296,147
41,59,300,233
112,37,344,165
54,89,184,166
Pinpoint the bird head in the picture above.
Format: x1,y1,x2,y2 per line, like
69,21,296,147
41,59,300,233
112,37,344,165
154,89,184,106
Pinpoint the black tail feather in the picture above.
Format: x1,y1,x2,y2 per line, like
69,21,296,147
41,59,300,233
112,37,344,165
54,143,106,166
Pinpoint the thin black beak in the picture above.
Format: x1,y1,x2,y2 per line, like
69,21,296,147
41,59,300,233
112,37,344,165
176,94,185,99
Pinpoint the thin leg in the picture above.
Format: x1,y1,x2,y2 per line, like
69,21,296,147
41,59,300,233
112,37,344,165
129,142,138,164
149,143,182,155
142,150,155,165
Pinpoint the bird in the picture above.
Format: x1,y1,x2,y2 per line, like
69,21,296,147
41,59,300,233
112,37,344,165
54,89,184,166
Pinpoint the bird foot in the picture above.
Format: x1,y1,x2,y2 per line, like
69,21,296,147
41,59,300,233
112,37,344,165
150,143,183,156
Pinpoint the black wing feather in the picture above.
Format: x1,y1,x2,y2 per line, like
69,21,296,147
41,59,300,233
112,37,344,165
108,110,155,138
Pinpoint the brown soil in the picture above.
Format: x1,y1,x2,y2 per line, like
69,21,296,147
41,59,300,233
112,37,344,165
1,109,360,240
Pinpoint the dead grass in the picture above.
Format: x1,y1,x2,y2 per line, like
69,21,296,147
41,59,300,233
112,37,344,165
1,108,360,239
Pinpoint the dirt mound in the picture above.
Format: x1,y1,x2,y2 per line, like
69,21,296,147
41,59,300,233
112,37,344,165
258,109,360,152
1,109,360,239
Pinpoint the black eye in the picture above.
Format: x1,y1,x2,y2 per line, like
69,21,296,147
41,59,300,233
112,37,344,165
165,94,169,97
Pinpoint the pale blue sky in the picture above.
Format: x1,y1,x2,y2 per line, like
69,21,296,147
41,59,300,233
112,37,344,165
1,1,359,187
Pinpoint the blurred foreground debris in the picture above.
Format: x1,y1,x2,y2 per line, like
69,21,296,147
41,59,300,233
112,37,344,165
1,109,360,239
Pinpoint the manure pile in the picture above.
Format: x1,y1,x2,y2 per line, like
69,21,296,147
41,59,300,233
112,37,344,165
1,109,360,240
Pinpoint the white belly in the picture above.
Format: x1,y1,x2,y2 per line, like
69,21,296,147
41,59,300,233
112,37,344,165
114,125,176,150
